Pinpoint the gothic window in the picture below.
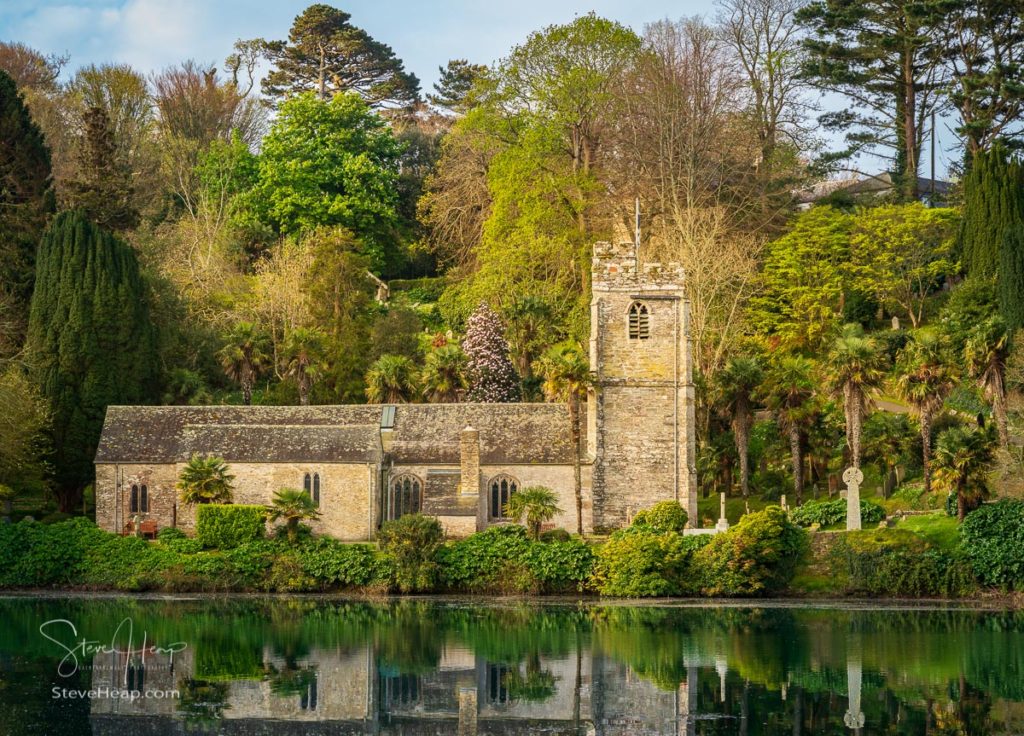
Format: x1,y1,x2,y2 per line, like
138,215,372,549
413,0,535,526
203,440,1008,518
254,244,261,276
127,661,145,692
303,473,321,507
628,302,650,340
130,484,149,513
140,485,148,513
488,475,519,520
388,474,422,521
303,473,311,494
486,663,513,705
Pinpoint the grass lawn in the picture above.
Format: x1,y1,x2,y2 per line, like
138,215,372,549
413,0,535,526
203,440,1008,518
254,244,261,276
894,513,960,550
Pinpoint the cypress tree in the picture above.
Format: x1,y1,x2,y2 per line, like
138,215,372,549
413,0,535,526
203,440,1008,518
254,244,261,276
0,69,54,335
26,211,159,510
959,145,1024,278
1000,225,1024,333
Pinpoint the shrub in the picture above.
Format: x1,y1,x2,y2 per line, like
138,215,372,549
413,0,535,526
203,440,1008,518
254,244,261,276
790,498,885,528
961,500,1024,588
828,530,977,596
196,504,267,549
539,528,571,543
524,538,596,593
298,538,387,589
698,506,807,596
631,501,688,533
437,525,532,592
593,530,709,597
378,514,444,593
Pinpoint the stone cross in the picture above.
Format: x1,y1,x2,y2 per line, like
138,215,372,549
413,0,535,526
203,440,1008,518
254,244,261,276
843,466,864,531
715,492,730,532
844,646,865,731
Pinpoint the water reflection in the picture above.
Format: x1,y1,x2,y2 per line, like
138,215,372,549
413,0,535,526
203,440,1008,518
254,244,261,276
0,598,1021,735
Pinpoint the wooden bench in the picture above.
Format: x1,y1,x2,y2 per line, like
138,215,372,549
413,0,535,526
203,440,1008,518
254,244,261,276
124,519,159,539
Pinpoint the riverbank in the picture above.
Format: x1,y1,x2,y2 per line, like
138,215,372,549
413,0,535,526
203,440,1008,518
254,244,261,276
2,502,1022,601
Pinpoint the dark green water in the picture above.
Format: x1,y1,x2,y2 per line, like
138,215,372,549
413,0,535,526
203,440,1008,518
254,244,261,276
0,597,1021,735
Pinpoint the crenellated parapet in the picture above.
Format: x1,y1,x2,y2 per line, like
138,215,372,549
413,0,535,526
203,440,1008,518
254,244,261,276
592,240,686,290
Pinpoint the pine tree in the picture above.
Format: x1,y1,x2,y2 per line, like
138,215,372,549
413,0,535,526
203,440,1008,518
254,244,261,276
427,59,487,114
999,225,1024,332
461,303,520,403
0,69,54,334
63,106,139,231
26,211,159,509
959,144,1024,278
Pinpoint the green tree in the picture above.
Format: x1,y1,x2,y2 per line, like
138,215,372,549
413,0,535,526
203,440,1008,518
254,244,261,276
0,69,53,333
959,144,1024,278
248,92,403,271
26,211,159,509
0,367,50,501
893,330,958,494
365,354,418,403
824,324,885,468
760,355,816,504
862,412,914,497
282,327,328,406
267,488,321,543
177,454,235,505
965,316,1011,449
535,342,592,535
504,295,559,398
218,322,271,406
999,225,1024,332
420,344,467,403
797,0,947,199
63,106,138,231
260,4,420,108
748,206,852,350
504,485,562,540
716,356,764,499
933,425,995,522
849,203,958,328
427,59,487,114
942,0,1024,163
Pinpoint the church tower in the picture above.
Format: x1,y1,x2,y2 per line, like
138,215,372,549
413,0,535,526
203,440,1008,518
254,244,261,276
587,238,698,529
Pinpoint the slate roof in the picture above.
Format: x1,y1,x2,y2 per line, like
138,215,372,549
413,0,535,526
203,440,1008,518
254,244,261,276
95,403,575,465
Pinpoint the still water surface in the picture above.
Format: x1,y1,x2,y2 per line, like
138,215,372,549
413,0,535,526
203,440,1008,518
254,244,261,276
0,597,1021,735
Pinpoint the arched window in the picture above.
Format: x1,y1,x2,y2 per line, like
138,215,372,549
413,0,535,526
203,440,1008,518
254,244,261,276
130,484,139,513
628,302,650,340
312,473,320,508
303,473,312,494
488,475,519,520
140,485,149,513
388,474,422,521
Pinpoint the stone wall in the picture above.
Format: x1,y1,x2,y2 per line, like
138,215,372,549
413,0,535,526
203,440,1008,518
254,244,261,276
96,461,378,541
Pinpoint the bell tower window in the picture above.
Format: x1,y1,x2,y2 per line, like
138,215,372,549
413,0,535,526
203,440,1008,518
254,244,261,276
628,302,650,340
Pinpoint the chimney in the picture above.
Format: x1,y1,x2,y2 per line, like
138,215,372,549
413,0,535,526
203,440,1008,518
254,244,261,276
459,426,480,497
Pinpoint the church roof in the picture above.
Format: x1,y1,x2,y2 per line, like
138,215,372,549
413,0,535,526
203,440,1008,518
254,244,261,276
95,403,575,465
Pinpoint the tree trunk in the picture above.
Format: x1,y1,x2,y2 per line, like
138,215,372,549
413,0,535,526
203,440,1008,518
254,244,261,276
570,395,583,536
299,373,310,406
789,424,804,506
921,411,932,494
993,387,1009,449
735,404,751,500
242,377,253,406
849,392,862,469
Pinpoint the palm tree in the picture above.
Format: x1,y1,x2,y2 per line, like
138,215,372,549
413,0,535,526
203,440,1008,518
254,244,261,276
893,330,957,494
505,296,555,396
535,342,592,536
266,488,321,543
504,485,562,540
933,425,995,521
217,322,270,405
282,328,328,406
760,355,816,505
420,344,468,402
177,454,235,505
824,324,885,469
965,316,1011,449
365,355,419,403
716,356,763,500
862,412,913,498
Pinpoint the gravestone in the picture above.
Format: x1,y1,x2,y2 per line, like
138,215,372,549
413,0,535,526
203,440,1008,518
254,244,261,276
843,467,864,531
715,492,730,532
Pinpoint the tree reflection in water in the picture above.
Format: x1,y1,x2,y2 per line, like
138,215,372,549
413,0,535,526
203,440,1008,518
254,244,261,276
0,599,1020,735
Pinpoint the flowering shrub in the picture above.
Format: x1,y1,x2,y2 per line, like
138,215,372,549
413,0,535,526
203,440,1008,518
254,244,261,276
461,303,520,402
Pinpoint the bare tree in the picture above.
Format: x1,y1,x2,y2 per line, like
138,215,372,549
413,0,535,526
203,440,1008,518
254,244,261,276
716,0,815,171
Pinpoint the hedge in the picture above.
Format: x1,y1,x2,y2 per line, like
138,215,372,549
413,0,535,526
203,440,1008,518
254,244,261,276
961,500,1024,589
790,498,885,528
195,504,267,549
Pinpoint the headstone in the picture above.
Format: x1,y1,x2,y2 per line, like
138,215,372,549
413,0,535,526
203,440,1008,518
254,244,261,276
780,494,787,512
843,467,864,531
891,315,900,330
715,492,730,532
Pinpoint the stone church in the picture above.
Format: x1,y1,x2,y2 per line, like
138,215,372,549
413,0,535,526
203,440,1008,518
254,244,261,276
94,239,697,539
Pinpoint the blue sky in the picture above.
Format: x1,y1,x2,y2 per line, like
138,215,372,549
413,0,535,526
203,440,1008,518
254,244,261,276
1,0,954,176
